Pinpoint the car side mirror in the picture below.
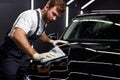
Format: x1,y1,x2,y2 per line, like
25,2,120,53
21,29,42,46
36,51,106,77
48,33,59,40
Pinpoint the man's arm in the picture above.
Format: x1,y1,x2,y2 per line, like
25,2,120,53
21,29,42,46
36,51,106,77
39,32,51,43
39,32,69,46
10,27,36,57
10,28,56,61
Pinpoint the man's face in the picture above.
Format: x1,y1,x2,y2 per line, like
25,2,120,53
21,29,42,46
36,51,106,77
44,6,61,23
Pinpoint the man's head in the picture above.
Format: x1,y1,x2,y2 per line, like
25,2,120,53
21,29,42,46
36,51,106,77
42,0,66,23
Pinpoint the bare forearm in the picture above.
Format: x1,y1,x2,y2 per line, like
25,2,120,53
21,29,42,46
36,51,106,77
10,28,37,57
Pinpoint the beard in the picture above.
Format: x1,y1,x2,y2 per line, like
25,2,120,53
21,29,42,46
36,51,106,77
42,11,53,23
43,16,53,23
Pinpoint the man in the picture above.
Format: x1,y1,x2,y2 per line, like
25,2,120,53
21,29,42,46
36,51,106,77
0,0,68,80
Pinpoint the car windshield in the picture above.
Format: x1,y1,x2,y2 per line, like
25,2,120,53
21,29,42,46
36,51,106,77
63,14,120,41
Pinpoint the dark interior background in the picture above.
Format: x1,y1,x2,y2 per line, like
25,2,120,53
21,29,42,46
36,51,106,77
0,0,30,45
0,0,120,52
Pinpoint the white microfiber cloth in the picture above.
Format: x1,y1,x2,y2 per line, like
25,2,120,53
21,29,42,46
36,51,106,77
40,46,66,64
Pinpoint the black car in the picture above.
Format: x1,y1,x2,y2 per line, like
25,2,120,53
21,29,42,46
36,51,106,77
57,11,120,80
27,11,120,80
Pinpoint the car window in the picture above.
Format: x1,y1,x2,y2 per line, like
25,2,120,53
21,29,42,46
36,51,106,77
63,15,120,41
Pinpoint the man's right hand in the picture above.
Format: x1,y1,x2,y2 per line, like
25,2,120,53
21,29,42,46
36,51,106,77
32,52,57,61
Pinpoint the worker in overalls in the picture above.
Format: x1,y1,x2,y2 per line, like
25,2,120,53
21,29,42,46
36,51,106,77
0,0,68,80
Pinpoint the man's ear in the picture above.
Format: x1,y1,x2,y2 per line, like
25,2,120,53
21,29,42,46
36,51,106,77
45,5,49,11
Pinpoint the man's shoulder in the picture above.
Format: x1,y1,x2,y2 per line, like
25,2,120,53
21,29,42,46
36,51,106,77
19,9,38,19
22,9,36,14
22,8,41,16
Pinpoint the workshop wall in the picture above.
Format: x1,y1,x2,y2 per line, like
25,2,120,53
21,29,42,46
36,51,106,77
0,0,30,45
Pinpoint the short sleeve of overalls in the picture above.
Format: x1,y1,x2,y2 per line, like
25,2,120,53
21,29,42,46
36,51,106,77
13,10,37,34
